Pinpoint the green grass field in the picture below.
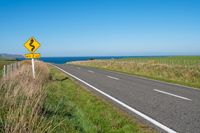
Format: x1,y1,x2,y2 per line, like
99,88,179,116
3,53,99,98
43,66,154,133
71,56,200,88
119,56,200,67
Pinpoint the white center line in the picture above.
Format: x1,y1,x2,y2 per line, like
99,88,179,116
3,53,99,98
154,89,192,101
107,75,120,80
88,70,94,73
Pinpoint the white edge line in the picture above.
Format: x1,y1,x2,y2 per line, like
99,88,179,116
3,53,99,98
107,75,119,80
154,89,192,101
51,64,178,133
88,70,94,73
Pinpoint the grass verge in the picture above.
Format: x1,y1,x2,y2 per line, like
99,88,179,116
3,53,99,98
43,66,155,133
70,56,200,89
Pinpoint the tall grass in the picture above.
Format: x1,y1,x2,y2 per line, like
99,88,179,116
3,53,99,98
71,56,200,88
0,61,51,133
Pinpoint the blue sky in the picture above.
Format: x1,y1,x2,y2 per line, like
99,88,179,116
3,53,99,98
0,0,200,57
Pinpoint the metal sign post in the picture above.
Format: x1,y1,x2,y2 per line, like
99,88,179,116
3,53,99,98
31,58,35,79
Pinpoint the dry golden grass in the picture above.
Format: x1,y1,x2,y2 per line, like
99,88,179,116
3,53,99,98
0,61,51,133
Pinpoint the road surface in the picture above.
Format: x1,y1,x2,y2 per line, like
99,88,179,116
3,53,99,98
53,64,200,133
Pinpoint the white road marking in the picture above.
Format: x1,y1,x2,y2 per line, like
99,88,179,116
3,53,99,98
154,89,192,101
88,70,94,73
77,67,81,69
51,64,178,133
107,75,119,80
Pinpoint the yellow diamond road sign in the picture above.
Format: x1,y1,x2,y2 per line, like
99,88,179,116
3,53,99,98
25,53,41,59
24,37,40,53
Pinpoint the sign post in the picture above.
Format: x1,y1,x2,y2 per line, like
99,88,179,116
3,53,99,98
24,37,41,79
31,58,35,78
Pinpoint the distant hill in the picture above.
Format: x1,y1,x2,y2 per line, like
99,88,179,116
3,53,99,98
0,53,23,60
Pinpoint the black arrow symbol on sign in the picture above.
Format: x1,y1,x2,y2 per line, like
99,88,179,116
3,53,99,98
29,38,35,52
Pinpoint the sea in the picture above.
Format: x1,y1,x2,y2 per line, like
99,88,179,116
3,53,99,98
18,56,129,64
18,56,165,64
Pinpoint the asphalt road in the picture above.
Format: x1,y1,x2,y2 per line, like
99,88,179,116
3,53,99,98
53,64,200,133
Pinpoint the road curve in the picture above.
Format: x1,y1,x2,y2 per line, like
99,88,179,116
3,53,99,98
53,64,200,133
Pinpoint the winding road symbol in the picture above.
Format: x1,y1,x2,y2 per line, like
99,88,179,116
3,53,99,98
24,37,40,53
29,38,35,52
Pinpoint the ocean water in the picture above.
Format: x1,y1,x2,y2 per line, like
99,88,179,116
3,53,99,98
20,56,130,64
18,56,165,64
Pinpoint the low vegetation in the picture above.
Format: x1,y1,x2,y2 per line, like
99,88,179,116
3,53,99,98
0,61,154,133
71,56,200,88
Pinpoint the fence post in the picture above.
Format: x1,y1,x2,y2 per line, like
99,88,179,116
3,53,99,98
9,65,10,75
6,65,9,75
11,64,13,72
13,63,15,71
16,61,19,69
18,62,20,68
3,65,6,77
14,63,16,71
8,65,10,75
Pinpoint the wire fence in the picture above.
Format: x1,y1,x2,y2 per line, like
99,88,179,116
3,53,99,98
3,62,21,77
